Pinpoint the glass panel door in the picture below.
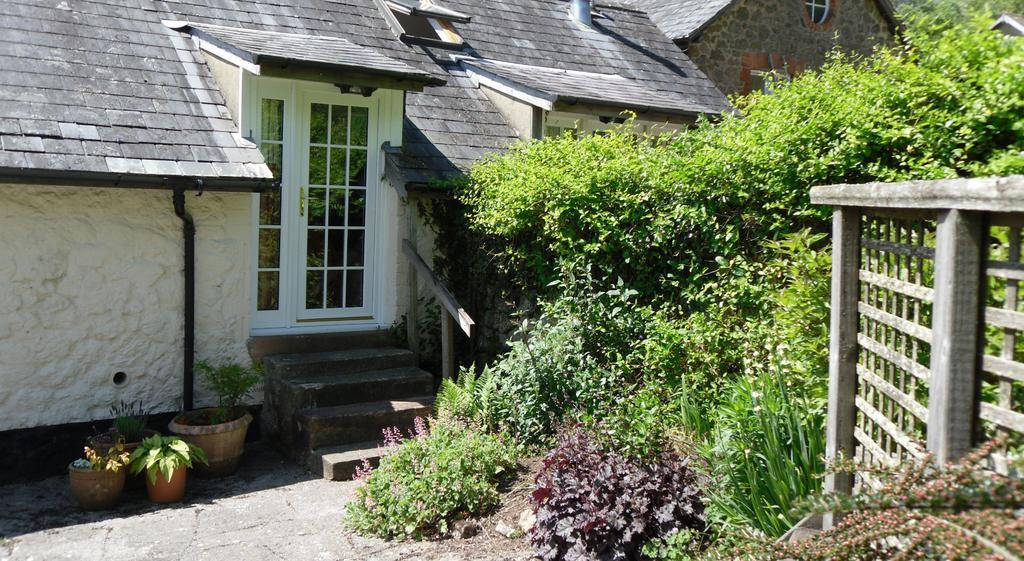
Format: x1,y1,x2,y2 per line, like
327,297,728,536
299,100,373,319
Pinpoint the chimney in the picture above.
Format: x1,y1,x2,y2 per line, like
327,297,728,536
570,0,592,26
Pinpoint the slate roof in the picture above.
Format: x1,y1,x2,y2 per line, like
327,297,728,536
632,0,898,42
631,0,732,42
438,0,730,117
171,22,443,85
461,57,722,116
993,13,1024,35
0,0,729,188
0,0,271,189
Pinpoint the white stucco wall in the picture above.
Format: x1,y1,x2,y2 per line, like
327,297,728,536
0,185,253,431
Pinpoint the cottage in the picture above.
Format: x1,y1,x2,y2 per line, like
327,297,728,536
0,0,730,478
635,0,897,95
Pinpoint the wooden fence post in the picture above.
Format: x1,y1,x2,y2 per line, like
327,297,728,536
824,208,861,527
441,312,455,380
927,209,984,464
407,265,420,360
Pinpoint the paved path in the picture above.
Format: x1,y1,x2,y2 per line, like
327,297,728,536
0,445,532,561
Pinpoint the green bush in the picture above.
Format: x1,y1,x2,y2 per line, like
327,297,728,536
586,384,684,461
436,279,687,447
435,311,599,445
345,416,518,539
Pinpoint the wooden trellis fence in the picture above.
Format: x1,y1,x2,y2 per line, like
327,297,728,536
812,176,1024,508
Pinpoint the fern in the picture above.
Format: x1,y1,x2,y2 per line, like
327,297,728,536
436,368,482,420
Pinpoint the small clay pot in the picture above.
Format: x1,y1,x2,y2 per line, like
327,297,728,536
169,410,252,478
145,467,188,503
68,465,126,510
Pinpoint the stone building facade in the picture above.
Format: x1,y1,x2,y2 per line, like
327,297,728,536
684,0,894,96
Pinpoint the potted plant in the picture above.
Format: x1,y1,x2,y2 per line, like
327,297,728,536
168,360,261,477
68,441,130,510
90,401,159,489
128,435,208,503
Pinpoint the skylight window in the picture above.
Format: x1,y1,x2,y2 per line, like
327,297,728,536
378,0,469,47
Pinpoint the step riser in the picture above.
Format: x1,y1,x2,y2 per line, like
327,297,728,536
282,377,434,410
311,452,383,481
248,330,398,361
265,353,417,379
301,406,432,450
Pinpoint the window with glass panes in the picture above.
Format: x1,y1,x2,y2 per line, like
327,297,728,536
305,103,369,310
256,98,284,311
806,0,830,24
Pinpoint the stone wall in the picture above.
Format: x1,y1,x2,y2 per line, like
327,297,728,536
687,0,893,96
0,185,254,431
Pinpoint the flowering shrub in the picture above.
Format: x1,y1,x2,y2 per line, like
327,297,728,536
345,415,518,539
530,427,706,561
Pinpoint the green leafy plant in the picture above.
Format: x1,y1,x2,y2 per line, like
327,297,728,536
436,309,596,445
642,529,704,561
346,415,518,539
701,361,826,538
109,400,148,443
193,360,262,423
128,435,208,485
586,384,684,461
437,277,689,447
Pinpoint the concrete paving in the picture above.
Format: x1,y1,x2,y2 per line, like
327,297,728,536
0,444,533,561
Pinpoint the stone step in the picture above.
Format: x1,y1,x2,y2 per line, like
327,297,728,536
298,396,435,450
247,329,399,361
309,441,388,481
275,366,435,409
264,347,417,379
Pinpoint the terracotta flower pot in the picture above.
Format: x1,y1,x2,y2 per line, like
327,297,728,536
169,409,252,478
68,465,126,510
145,466,188,503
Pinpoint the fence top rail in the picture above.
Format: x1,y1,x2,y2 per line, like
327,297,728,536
810,175,1024,212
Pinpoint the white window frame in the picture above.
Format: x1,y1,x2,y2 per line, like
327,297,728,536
806,0,831,25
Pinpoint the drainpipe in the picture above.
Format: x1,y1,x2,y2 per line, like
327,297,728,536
570,0,592,26
172,184,196,411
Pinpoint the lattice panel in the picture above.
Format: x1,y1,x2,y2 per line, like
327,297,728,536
981,221,1024,473
855,214,934,468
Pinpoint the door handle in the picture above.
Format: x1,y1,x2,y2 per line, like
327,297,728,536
299,186,306,217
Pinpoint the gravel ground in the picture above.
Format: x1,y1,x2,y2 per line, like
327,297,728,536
0,444,534,561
